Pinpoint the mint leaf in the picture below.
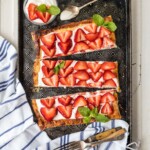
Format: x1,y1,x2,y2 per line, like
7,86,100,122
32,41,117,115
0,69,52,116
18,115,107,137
78,107,90,117
92,14,117,32
47,5,60,15
83,117,91,124
53,61,65,74
106,22,117,32
95,114,110,123
90,108,98,118
54,66,60,74
37,4,47,12
59,61,65,69
92,14,104,26
78,106,110,124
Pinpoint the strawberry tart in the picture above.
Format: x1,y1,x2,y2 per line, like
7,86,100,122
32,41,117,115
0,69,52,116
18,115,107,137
33,60,120,91
31,16,116,58
32,90,121,129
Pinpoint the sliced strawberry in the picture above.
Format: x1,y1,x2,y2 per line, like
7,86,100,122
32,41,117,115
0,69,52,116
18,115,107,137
102,79,117,88
68,74,76,86
56,30,72,43
76,81,88,86
64,60,73,69
101,103,113,115
89,72,103,82
88,104,95,110
40,45,56,57
101,92,115,103
36,11,51,23
99,27,111,38
40,107,57,121
59,78,68,85
60,74,76,86
85,33,98,41
42,74,59,87
41,34,56,49
101,62,116,70
73,96,87,108
103,71,116,80
57,105,72,118
75,109,83,119
42,66,54,78
59,67,74,77
73,42,89,52
87,95,101,107
50,75,59,87
58,96,72,106
42,78,53,86
84,23,97,33
74,61,88,70
42,60,57,69
94,95,101,107
88,38,102,49
74,29,86,42
87,97,95,106
28,3,38,20
58,39,72,54
102,37,115,48
87,62,101,73
74,71,90,81
40,98,55,108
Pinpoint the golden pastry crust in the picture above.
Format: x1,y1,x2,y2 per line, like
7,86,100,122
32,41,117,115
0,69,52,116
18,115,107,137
31,16,116,59
109,93,121,119
33,59,40,87
32,91,121,130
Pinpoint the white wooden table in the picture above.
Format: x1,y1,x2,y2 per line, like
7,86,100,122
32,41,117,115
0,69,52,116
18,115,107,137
0,0,149,149
0,0,18,48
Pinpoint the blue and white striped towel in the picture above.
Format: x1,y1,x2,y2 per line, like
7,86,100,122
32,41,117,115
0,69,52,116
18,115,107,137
35,120,129,150
0,36,129,150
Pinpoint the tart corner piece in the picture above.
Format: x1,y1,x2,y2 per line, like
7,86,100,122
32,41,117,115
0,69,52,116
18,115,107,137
31,15,117,59
32,90,121,130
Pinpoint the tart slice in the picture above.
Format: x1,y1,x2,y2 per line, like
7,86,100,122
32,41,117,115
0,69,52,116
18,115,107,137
33,60,120,91
32,90,121,129
31,16,117,59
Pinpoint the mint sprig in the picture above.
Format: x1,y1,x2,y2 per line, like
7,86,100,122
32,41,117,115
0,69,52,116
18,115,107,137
54,61,65,74
78,107,110,124
36,4,60,15
92,14,117,32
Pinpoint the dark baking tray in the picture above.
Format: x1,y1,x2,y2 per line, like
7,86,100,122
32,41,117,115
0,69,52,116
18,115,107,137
18,0,132,142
